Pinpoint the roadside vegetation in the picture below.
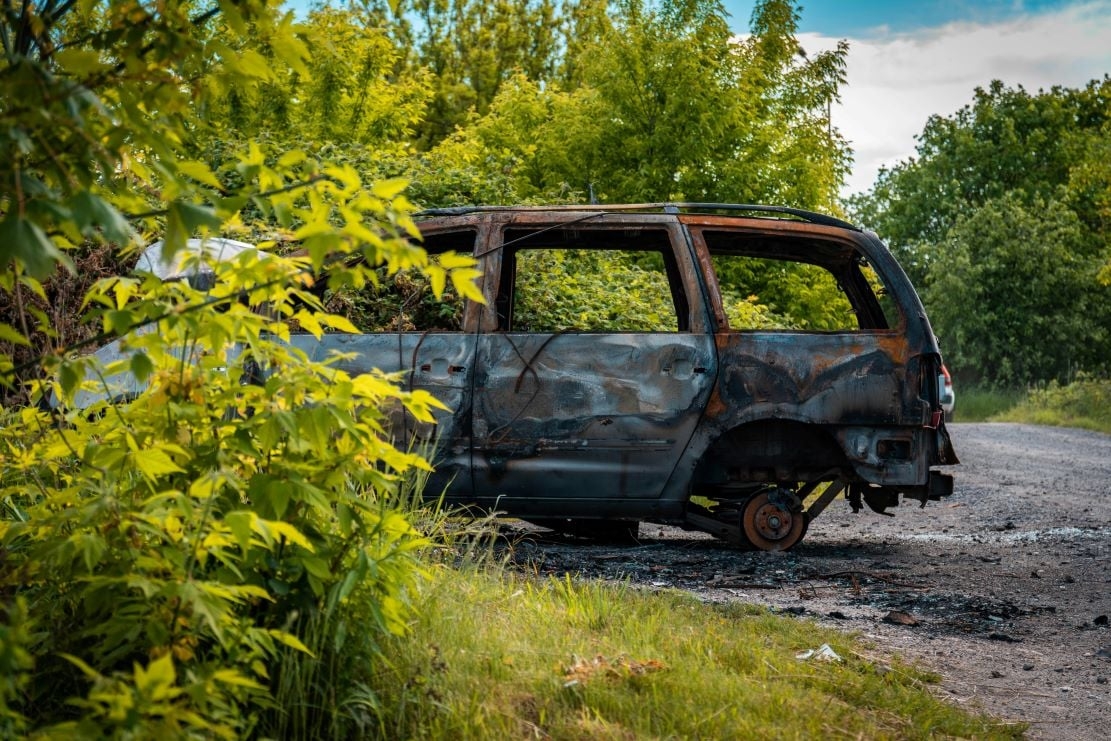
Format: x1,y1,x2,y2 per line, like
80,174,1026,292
370,561,1023,740
947,379,1111,435
0,0,1097,737
947,386,1026,422
993,376,1111,434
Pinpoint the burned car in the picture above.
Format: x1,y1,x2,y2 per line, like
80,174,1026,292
288,203,957,550
82,204,958,551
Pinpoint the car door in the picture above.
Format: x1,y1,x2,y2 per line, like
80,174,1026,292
469,218,717,517
289,227,479,498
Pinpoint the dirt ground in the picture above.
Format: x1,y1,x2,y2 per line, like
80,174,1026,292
499,423,1111,740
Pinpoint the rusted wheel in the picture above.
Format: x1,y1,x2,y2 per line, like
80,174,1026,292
740,489,807,551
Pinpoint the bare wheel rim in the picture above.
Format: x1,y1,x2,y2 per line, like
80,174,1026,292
741,490,807,551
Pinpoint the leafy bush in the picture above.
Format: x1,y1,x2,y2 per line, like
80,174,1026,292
0,0,491,734
0,184,485,737
996,375,1111,432
945,385,1023,422
324,258,468,332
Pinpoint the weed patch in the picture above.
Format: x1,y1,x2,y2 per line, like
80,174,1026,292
996,376,1111,433
370,567,1024,739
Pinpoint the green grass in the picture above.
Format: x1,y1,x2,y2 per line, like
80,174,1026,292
949,385,1025,422
368,567,1024,740
949,377,1111,433
994,376,1111,433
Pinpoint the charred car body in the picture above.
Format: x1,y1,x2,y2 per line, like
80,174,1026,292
85,204,959,551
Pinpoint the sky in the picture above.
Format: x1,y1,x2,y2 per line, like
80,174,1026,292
718,0,1111,194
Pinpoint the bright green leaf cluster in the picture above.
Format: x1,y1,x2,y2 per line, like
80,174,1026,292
0,1,478,737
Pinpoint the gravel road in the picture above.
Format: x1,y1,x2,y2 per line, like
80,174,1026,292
501,423,1111,740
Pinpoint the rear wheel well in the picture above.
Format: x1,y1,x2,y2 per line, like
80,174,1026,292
691,420,850,493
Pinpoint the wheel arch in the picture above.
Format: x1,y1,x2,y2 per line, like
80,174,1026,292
688,418,853,493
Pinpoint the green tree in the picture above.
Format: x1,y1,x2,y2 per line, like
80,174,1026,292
847,78,1111,384
849,78,1111,286
924,195,1110,385
436,0,850,208
204,6,432,149
708,0,850,208
383,0,561,147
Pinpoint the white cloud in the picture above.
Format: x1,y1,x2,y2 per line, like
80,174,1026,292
798,1,1111,195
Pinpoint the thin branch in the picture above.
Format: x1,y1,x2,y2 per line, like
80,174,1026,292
14,0,31,56
1,1,16,58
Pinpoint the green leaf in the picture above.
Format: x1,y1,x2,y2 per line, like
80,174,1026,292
178,201,223,232
269,15,311,77
54,48,108,75
266,480,291,520
164,202,223,258
277,150,307,168
177,160,223,189
59,653,102,680
438,251,477,269
299,555,332,581
451,268,486,303
264,520,314,552
211,669,267,690
131,448,186,479
129,352,154,383
427,265,446,298
320,314,360,333
217,0,248,34
371,178,409,200
226,511,253,553
58,361,80,399
0,211,72,279
235,49,274,80
69,191,133,245
0,322,30,346
134,653,178,701
105,309,136,335
266,629,315,656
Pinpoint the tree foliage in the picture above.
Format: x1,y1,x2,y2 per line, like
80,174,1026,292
369,0,562,147
849,78,1111,385
924,194,1109,385
204,5,433,150
430,0,851,207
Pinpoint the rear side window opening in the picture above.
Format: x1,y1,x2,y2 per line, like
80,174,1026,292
698,229,898,332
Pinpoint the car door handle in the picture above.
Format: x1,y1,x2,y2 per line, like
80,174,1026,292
662,360,707,377
419,363,466,373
